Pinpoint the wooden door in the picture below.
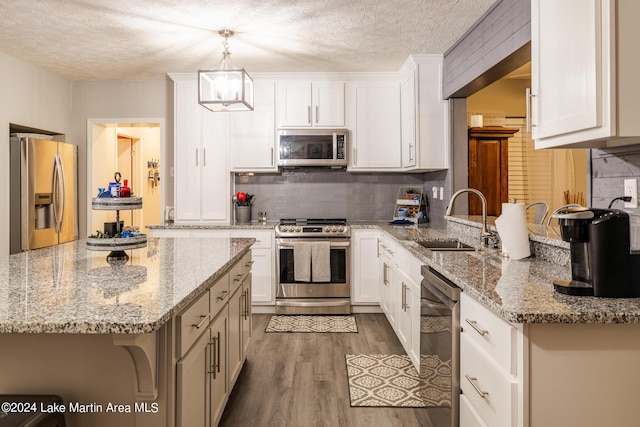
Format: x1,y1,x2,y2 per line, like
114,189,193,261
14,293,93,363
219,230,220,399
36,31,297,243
468,127,518,216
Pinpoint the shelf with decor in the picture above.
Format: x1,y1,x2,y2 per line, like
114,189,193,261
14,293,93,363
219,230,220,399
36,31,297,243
393,186,427,223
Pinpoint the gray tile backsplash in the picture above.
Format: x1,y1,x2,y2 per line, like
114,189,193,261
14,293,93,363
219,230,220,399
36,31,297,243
234,170,427,221
591,145,640,248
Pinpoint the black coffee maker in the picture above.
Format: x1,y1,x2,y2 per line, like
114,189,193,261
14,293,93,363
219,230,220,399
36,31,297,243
552,207,640,297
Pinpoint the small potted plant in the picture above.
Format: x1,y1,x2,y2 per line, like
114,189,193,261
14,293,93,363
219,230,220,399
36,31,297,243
405,188,421,200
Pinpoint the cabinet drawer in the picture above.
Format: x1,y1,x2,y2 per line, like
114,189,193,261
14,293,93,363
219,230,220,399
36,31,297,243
460,293,517,374
460,394,488,427
210,273,230,316
229,230,273,249
229,252,251,293
460,334,518,427
176,290,210,357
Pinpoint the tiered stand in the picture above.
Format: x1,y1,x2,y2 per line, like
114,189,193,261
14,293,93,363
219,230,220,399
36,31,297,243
87,197,147,261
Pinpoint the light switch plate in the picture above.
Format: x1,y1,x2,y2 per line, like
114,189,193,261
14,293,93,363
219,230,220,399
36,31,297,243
624,179,638,208
439,187,444,200
432,187,438,199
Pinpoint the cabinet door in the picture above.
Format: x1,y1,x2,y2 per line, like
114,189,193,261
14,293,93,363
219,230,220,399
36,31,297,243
201,109,230,223
313,81,345,127
174,77,203,221
209,311,228,426
396,269,412,352
278,81,313,127
531,0,602,140
241,279,252,356
229,230,274,304
348,81,402,169
229,80,277,171
351,230,381,304
176,327,209,427
400,69,417,168
228,285,243,386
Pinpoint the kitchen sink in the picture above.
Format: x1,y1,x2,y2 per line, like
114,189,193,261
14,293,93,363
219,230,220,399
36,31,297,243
416,240,476,251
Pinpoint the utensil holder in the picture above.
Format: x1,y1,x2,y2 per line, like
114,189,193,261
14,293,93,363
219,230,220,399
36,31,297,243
235,205,251,223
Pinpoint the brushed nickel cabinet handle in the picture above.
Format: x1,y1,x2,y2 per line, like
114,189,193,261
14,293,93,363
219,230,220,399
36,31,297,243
315,105,319,123
271,147,274,166
192,314,209,329
217,290,229,301
465,374,489,398
195,148,199,167
308,106,311,124
215,331,221,373
465,318,488,336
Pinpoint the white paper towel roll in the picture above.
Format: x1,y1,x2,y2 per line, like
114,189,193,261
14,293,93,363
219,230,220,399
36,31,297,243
495,203,531,260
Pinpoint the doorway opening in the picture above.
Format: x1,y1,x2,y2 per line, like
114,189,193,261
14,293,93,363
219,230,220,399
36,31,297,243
88,120,163,236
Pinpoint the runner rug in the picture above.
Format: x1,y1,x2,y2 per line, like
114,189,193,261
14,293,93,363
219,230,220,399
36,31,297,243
345,354,451,408
265,315,358,333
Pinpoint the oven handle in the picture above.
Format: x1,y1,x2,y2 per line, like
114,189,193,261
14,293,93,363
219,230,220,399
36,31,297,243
276,239,350,248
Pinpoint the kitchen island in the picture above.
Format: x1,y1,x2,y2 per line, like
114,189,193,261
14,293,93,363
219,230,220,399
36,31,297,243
0,236,254,427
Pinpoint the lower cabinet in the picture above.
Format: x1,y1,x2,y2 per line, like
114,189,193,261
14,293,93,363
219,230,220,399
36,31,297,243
459,292,522,427
351,230,381,305
175,251,252,427
176,290,229,427
396,267,420,369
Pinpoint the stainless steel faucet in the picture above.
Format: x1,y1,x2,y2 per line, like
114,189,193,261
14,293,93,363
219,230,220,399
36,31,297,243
445,188,493,247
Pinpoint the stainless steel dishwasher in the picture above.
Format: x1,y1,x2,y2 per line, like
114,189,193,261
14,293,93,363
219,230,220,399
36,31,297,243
420,265,461,427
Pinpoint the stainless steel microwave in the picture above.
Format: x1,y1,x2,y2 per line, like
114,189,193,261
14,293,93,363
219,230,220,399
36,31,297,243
277,129,348,168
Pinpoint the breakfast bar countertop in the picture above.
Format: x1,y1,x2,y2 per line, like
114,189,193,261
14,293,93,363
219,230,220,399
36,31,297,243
0,237,254,334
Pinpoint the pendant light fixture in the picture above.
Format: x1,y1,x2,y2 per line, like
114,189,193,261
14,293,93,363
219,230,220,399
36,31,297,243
198,29,254,112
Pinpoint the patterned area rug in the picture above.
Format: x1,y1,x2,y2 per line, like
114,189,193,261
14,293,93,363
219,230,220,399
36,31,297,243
265,315,358,333
346,354,451,408
421,315,451,333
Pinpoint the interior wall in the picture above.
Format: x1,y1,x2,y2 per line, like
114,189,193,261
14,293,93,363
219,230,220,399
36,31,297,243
467,79,531,116
71,80,170,238
0,51,73,257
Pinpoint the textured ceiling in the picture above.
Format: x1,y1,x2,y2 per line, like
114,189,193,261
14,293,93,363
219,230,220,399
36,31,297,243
0,0,496,81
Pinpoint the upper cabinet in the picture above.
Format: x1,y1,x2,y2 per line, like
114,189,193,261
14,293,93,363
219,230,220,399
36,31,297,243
531,0,640,148
278,80,345,128
229,80,277,172
400,55,449,170
347,79,402,170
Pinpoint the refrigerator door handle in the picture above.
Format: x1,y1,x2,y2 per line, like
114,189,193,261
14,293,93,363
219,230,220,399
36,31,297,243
53,153,66,233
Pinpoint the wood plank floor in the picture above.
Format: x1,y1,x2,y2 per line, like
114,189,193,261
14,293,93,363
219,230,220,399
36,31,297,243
219,313,449,427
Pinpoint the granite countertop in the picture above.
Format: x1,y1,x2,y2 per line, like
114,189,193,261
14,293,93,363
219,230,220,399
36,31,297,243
147,221,277,230
146,218,640,324
0,237,254,334
365,220,640,324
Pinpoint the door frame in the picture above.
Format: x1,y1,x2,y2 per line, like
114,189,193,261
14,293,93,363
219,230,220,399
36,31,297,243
86,118,165,237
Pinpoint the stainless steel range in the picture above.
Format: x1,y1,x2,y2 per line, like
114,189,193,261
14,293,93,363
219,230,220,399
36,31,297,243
275,218,350,314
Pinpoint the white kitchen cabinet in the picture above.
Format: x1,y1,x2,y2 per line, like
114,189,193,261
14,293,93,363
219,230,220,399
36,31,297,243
399,55,449,170
378,236,398,327
347,79,402,170
351,230,381,305
531,0,640,148
229,230,274,305
229,80,277,171
170,74,230,223
278,80,345,128
395,245,422,370
459,292,522,427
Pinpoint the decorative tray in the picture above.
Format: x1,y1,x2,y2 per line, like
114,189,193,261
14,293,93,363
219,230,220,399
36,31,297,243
86,234,147,251
92,197,143,210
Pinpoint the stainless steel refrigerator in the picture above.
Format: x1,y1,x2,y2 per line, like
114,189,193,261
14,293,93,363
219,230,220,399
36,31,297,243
10,134,78,254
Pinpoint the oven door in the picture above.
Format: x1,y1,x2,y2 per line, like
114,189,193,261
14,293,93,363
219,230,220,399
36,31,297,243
276,238,350,298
